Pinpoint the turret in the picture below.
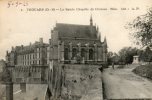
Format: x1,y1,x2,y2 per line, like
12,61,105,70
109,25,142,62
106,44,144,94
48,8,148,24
103,36,108,62
6,50,9,56
90,15,94,36
103,37,107,48
96,26,101,40
97,26,99,32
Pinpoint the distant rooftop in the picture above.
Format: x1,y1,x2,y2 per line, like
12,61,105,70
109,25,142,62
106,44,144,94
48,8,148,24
7,38,49,54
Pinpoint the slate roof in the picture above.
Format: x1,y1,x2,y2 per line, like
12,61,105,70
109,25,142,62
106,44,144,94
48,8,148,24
14,42,49,54
54,23,98,39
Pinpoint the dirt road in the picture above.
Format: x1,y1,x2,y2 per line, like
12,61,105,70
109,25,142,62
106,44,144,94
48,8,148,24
103,65,152,99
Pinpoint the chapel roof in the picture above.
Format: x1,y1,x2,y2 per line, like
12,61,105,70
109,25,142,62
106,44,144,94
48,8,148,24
53,23,98,39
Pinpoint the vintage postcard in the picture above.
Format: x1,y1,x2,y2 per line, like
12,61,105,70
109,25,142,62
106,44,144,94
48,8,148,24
0,0,152,100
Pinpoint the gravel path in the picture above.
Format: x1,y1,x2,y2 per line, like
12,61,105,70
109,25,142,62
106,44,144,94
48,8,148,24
103,65,152,99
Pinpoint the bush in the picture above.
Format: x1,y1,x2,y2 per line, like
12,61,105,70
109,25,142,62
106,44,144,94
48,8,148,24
133,64,152,80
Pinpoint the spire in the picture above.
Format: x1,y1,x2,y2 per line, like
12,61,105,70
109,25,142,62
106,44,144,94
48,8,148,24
97,26,100,40
104,36,107,47
90,14,93,26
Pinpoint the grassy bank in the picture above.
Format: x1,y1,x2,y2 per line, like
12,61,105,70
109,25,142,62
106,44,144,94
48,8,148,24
133,64,152,80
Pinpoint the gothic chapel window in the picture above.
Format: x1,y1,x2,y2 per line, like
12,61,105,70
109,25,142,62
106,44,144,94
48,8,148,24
72,48,77,59
89,49,93,60
81,48,85,58
64,48,69,60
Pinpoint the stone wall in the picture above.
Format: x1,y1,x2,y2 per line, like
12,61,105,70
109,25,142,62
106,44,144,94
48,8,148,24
47,63,103,100
12,66,48,83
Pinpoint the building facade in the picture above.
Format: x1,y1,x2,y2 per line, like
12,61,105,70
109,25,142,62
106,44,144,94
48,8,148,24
0,59,5,73
6,38,49,66
50,17,107,65
5,38,49,83
5,17,108,83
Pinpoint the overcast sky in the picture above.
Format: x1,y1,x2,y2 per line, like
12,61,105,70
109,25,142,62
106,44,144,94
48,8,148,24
0,0,151,59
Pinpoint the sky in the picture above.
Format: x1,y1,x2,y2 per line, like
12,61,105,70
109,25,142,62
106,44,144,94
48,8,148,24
0,0,152,59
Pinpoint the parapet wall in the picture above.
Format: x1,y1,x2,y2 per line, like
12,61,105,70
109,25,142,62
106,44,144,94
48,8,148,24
12,66,48,83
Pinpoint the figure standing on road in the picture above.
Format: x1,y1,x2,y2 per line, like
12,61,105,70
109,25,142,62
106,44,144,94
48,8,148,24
112,62,114,69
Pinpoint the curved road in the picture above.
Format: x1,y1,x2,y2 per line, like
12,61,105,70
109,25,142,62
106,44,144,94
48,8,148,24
103,65,152,99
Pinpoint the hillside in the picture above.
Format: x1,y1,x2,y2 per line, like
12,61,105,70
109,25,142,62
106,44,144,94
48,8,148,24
133,64,152,80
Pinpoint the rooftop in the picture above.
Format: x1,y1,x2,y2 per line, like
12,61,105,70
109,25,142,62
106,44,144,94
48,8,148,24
53,23,98,39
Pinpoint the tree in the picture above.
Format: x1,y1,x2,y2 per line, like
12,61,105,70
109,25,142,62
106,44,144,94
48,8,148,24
118,47,138,64
141,47,152,63
107,52,113,65
107,52,120,65
127,7,152,47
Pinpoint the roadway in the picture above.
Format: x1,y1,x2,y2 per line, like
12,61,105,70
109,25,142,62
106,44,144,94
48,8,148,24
103,65,152,99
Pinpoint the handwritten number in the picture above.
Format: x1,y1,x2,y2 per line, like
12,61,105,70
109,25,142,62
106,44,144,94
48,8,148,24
7,1,28,8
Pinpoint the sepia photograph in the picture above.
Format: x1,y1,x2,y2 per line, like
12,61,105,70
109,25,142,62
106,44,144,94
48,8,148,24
0,0,152,100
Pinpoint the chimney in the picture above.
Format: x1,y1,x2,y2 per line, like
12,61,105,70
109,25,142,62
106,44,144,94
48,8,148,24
39,38,43,43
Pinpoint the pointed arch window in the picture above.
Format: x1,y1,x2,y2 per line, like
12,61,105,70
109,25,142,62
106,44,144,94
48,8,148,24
64,48,69,60
81,48,85,58
89,49,93,60
72,48,77,59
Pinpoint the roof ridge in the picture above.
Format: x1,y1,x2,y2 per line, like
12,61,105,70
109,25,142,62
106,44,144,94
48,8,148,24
56,23,94,27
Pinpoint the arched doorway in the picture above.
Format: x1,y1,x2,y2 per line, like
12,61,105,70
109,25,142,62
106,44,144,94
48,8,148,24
89,49,93,60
